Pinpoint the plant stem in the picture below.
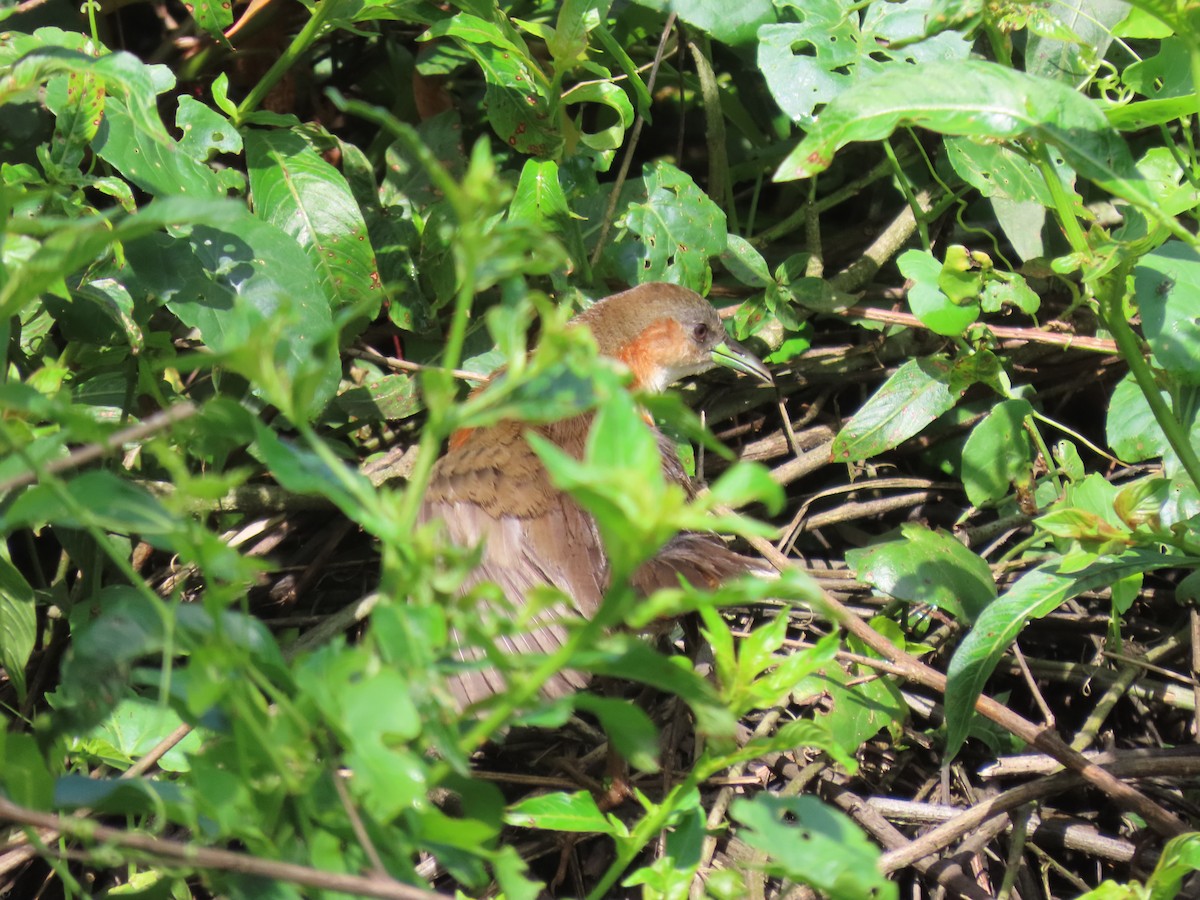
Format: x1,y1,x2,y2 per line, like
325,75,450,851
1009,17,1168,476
1031,144,1088,254
883,137,929,250
1098,268,1200,493
236,1,333,122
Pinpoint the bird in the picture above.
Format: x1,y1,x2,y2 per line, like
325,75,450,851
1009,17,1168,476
419,282,773,708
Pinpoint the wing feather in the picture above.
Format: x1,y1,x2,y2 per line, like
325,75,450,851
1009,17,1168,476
421,418,607,707
420,414,764,708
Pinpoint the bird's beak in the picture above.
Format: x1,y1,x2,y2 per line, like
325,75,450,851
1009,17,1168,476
712,337,773,385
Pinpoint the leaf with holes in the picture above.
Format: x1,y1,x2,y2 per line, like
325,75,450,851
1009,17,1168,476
607,161,727,288
177,95,241,160
758,0,970,122
94,78,220,198
944,137,1068,206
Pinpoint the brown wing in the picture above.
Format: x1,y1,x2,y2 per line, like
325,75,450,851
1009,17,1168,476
637,431,765,589
420,417,608,708
631,532,763,595
421,415,766,708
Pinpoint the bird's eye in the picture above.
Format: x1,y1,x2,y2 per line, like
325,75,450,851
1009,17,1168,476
692,322,710,343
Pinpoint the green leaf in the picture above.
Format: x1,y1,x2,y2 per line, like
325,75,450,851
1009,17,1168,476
775,59,1154,211
70,696,203,772
252,421,380,527
456,327,617,433
245,129,381,319
3,470,180,536
1136,240,1200,383
42,69,104,177
738,717,858,771
176,95,242,160
990,197,1048,261
937,245,988,305
4,47,218,194
1145,832,1200,899
981,271,1041,315
1123,38,1192,101
543,0,607,70
192,0,234,42
944,136,1061,205
346,742,429,822
831,355,982,462
722,234,772,287
757,0,970,122
1034,508,1129,545
730,795,897,900
562,81,633,151
1,197,244,320
632,0,776,45
847,523,995,622
505,790,626,834
71,278,143,352
944,549,1199,757
509,158,570,228
622,804,706,896
609,161,727,288
713,620,843,719
423,14,563,158
960,398,1035,507
53,773,191,820
125,211,339,419
756,2,859,123
341,668,422,742
898,248,980,336
1106,94,1200,131
54,587,169,734
1107,372,1171,462
817,653,907,754
2,732,54,810
706,461,785,515
337,140,428,330
572,694,660,773
1025,0,1127,85
508,158,586,269
1114,476,1170,529
332,374,423,422
530,388,676,576
573,635,738,739
94,90,222,198
0,548,35,699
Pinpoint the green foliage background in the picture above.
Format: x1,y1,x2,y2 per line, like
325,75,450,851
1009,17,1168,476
2,0,1200,896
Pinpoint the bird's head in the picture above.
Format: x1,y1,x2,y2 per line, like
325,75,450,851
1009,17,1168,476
572,283,773,393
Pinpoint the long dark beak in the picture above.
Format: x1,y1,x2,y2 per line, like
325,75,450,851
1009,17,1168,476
712,336,773,385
